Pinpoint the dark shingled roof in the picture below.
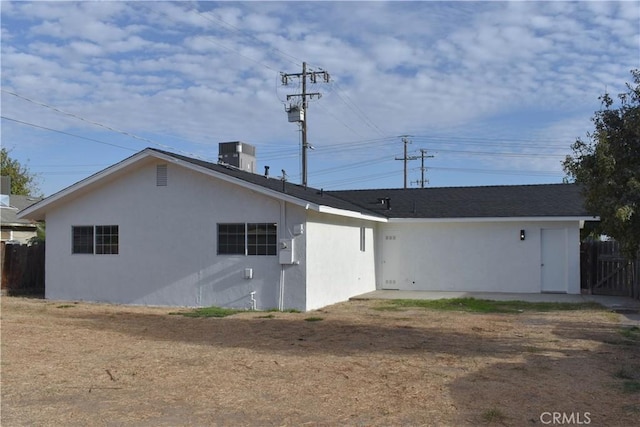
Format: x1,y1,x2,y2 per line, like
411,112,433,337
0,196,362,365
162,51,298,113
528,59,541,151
154,149,594,220
329,184,594,219
153,149,383,218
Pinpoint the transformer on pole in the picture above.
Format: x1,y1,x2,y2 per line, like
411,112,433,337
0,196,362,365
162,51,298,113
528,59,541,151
281,62,330,188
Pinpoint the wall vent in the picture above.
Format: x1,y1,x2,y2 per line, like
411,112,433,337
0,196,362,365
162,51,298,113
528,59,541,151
156,164,168,186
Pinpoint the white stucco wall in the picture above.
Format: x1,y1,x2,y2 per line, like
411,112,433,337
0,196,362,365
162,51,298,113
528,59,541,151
44,158,308,310
305,211,377,311
377,220,581,294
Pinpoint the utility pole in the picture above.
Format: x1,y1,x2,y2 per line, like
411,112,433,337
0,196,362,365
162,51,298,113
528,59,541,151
395,136,418,189
415,149,434,188
281,62,330,187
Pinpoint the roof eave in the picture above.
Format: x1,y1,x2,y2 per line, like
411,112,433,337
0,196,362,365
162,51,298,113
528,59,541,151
1,222,38,228
18,149,160,221
317,205,387,222
387,215,600,223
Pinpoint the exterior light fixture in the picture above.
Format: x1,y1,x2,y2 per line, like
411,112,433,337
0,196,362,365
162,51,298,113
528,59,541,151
520,229,526,241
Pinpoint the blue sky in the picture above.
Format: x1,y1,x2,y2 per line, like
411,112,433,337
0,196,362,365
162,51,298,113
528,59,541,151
2,1,639,196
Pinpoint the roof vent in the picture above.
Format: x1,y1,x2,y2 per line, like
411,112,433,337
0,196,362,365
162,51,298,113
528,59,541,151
377,197,391,210
156,164,168,186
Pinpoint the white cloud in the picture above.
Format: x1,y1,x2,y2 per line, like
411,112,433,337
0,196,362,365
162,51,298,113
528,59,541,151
1,1,638,194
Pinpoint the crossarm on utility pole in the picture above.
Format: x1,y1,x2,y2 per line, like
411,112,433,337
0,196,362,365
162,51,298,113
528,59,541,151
281,62,330,187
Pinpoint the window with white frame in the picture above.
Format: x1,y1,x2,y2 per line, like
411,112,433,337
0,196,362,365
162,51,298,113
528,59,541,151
96,225,119,254
72,225,118,255
247,223,277,255
217,223,277,256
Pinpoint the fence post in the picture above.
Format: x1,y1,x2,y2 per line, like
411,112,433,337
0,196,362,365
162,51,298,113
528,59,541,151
589,243,598,294
0,242,6,293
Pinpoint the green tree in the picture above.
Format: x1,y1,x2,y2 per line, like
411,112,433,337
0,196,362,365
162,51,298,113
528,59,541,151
563,70,640,259
28,221,46,245
0,147,40,196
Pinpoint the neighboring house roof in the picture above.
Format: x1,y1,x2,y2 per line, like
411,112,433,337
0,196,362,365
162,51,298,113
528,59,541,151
330,184,595,220
18,147,597,223
1,194,42,227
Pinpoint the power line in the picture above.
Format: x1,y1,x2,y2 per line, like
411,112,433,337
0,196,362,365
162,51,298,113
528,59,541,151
423,147,566,158
1,116,138,152
314,101,364,138
311,136,397,154
327,81,386,137
186,3,303,68
310,155,391,177
411,134,570,146
314,169,402,188
1,89,201,159
317,164,564,190
424,165,563,177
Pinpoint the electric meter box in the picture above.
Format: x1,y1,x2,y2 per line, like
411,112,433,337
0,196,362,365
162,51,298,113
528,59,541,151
279,238,295,264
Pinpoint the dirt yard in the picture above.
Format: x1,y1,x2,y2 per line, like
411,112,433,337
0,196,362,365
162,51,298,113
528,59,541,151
1,296,639,426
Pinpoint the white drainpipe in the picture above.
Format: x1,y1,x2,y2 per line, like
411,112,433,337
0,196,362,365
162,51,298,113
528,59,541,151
249,291,257,311
278,200,286,311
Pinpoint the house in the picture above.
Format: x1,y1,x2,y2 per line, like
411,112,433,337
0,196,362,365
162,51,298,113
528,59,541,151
18,145,597,311
1,176,42,244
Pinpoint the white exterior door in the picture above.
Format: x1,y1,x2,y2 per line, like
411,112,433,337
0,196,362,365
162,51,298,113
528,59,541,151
541,228,568,293
380,233,400,290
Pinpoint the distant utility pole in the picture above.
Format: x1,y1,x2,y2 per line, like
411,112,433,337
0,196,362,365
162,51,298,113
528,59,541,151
414,149,434,188
281,62,330,187
395,136,418,189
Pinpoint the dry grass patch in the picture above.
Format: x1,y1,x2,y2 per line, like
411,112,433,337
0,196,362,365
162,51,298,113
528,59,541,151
1,296,638,426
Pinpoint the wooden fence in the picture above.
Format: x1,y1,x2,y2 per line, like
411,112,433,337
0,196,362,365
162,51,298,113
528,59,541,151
581,240,640,300
0,241,45,296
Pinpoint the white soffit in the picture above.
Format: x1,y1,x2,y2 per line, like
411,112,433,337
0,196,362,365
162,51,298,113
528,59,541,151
387,216,600,224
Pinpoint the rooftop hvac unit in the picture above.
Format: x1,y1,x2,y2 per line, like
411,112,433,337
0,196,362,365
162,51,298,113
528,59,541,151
218,141,256,173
